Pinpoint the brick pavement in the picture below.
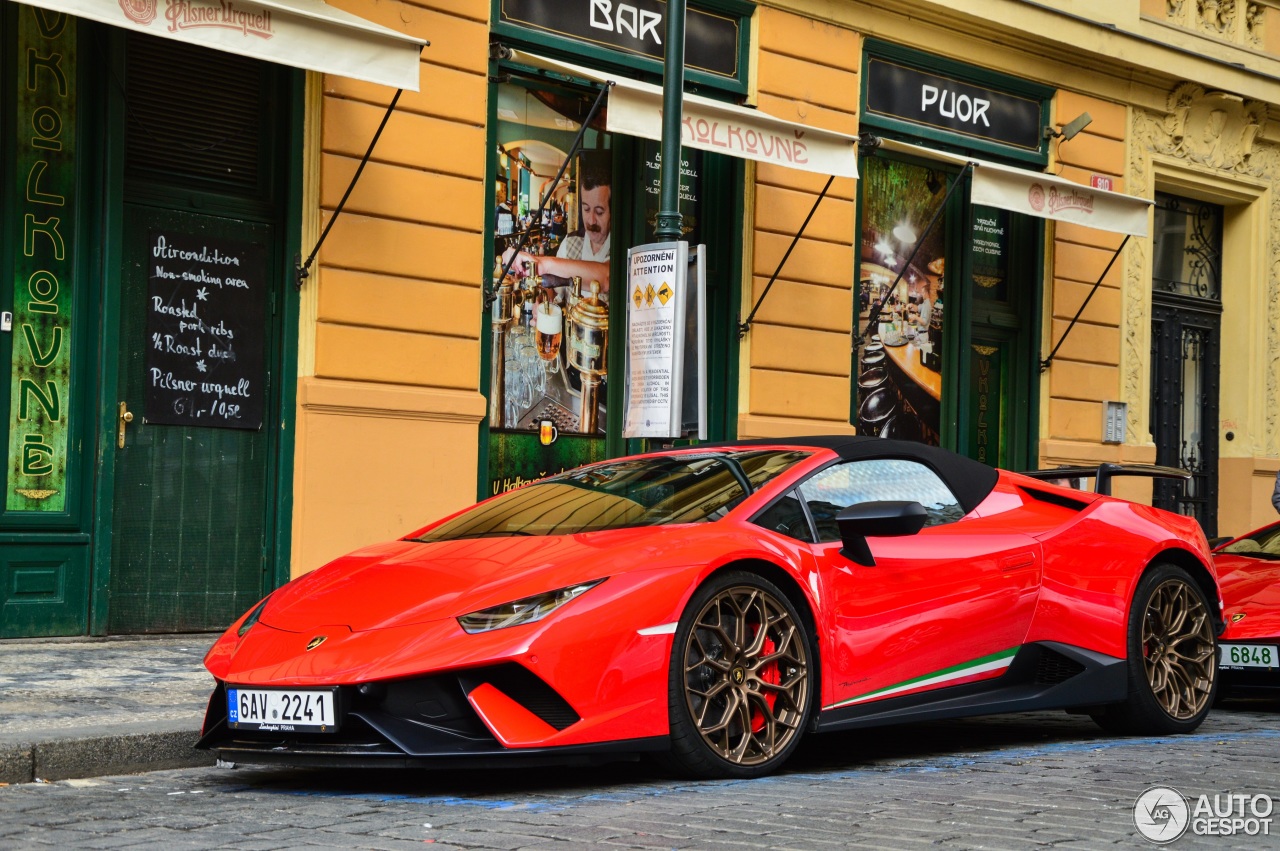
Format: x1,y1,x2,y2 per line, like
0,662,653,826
0,635,217,783
2,704,1279,849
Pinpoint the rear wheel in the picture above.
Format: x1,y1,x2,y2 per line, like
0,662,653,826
1092,564,1217,734
665,571,815,778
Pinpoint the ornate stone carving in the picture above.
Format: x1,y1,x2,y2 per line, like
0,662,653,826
1164,83,1267,168
1247,2,1265,47
1198,0,1237,35
1127,85,1280,449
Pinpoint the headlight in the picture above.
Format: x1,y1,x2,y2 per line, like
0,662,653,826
237,595,271,637
457,579,605,634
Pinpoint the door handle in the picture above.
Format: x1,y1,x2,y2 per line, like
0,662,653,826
1000,552,1037,572
117,401,134,449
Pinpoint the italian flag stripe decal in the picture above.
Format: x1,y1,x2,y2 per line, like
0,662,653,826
828,647,1020,709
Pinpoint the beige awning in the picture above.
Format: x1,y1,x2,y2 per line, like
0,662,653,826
509,50,859,179
879,138,1151,237
14,0,425,91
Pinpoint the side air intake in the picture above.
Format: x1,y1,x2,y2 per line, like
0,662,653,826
1034,647,1087,685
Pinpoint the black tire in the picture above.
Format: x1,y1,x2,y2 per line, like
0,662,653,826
1091,563,1217,735
664,570,815,779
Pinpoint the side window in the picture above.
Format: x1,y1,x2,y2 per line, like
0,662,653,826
751,490,815,543
1221,523,1280,558
797,459,964,543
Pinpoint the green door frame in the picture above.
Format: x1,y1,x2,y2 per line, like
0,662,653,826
87,27,303,633
852,145,1043,471
477,59,745,499
857,41,1050,470
0,7,98,637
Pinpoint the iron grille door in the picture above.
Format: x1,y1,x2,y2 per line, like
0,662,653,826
1149,193,1222,538
1150,303,1220,536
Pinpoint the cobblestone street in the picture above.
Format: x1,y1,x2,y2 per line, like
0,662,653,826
4,703,1279,849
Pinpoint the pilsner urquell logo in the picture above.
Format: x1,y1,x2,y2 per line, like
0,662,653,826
165,0,274,39
119,0,157,26
1046,185,1095,215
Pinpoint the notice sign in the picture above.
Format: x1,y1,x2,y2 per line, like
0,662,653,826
624,241,689,439
971,206,1008,296
145,231,266,430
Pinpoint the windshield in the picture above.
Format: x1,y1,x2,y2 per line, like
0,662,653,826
1219,522,1280,560
413,450,811,541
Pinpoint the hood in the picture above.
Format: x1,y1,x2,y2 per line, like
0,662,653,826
1216,552,1280,639
259,528,678,633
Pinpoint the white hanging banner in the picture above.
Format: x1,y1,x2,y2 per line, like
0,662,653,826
509,50,859,178
13,0,426,91
879,138,1150,237
969,160,1150,237
624,242,689,439
606,81,859,178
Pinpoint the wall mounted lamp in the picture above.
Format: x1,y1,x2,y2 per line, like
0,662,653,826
1044,111,1093,141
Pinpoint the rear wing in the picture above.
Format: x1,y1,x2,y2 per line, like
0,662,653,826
1017,463,1190,496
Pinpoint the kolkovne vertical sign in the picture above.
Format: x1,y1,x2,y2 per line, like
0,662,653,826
145,231,267,430
624,241,688,439
7,8,76,512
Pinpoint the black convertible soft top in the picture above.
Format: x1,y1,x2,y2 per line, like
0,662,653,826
708,435,1000,515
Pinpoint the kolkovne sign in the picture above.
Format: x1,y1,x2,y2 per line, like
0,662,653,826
7,8,76,512
499,0,740,81
864,57,1044,152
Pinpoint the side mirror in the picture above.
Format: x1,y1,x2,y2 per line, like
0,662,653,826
836,501,928,566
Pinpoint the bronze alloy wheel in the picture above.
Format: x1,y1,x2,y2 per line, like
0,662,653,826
680,584,810,767
1141,577,1216,719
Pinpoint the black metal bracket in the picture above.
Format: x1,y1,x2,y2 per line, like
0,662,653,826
483,81,611,309
738,133,884,338
295,89,404,290
1040,233,1130,372
738,174,835,338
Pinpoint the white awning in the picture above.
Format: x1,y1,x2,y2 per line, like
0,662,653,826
879,138,1150,237
14,0,425,91
509,50,859,179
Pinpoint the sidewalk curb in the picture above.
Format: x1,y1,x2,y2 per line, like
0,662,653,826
0,718,214,784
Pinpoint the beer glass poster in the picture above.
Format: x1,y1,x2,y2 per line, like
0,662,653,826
486,78,614,493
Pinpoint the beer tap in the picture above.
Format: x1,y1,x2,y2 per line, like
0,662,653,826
520,260,542,325
567,280,608,434
491,260,517,427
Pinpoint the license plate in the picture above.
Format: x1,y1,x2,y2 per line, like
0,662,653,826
1220,644,1278,669
227,687,338,733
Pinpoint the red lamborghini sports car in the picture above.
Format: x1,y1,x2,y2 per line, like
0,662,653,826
1212,521,1280,695
198,437,1224,778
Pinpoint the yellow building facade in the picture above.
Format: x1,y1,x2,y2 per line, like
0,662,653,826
5,0,1279,636
290,0,1280,574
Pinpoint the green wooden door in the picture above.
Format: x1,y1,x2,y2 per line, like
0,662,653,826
106,205,274,633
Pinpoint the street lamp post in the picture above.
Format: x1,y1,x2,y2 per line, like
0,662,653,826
654,0,686,243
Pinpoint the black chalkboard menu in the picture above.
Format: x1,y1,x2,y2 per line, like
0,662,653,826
145,231,267,430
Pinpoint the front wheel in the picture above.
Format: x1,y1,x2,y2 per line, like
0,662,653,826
665,571,815,778
1092,563,1217,734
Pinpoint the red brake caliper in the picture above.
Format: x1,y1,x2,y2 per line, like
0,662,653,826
750,632,779,733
